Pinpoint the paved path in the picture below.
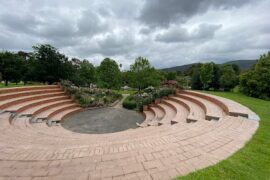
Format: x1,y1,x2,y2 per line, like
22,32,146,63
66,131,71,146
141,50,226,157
113,94,129,109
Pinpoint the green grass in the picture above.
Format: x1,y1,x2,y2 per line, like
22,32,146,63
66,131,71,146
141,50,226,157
0,83,27,88
113,89,137,95
177,91,270,180
0,82,43,88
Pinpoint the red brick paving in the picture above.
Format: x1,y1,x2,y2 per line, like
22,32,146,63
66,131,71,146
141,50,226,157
0,87,259,179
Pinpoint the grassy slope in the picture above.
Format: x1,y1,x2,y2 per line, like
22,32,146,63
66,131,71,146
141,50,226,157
177,92,270,180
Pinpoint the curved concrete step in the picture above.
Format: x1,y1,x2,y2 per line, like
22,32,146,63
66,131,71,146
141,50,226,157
179,93,225,120
157,102,177,125
179,90,229,115
163,99,189,123
34,103,79,119
49,107,83,122
22,99,74,116
183,91,258,119
138,110,155,127
0,88,62,101
6,96,69,113
0,92,66,110
148,105,164,126
170,96,206,122
0,85,59,94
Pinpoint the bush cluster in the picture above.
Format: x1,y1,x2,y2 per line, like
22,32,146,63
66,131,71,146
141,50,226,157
123,96,137,110
123,87,176,111
61,80,122,108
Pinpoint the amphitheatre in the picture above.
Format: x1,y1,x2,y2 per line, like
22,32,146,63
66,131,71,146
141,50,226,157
0,84,260,179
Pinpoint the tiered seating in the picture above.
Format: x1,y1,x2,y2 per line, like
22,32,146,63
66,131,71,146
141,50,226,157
0,85,82,124
177,93,224,120
0,87,259,179
139,90,259,126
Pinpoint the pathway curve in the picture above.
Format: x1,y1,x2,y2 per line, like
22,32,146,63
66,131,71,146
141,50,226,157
113,94,129,109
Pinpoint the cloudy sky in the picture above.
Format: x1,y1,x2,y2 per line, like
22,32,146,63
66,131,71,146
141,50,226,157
0,0,269,69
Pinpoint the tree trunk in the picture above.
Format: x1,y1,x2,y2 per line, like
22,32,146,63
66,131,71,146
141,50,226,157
5,80,8,86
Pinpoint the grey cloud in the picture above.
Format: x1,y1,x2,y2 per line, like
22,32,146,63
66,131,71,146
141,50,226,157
139,0,251,27
0,0,269,69
77,10,109,36
0,12,40,34
156,24,222,43
94,33,136,56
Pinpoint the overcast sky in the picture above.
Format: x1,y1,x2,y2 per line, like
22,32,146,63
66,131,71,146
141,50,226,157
0,0,269,69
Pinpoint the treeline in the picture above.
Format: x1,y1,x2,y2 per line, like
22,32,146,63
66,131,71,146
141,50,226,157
183,62,240,91
240,52,270,100
1,44,269,100
0,44,166,89
180,51,270,100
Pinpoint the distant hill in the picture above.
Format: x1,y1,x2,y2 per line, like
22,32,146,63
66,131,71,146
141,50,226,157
223,60,257,71
162,60,257,72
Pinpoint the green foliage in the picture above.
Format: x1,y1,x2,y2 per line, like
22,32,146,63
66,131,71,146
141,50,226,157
191,72,203,90
176,76,191,89
153,87,176,99
200,63,214,90
123,87,176,111
240,52,270,100
189,62,239,91
0,51,26,86
210,63,221,90
97,58,121,89
129,57,163,90
166,71,177,80
190,64,203,90
71,60,96,87
33,44,73,84
61,80,122,108
122,96,137,110
220,65,239,91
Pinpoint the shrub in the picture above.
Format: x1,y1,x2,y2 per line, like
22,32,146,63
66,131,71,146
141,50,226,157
124,87,176,111
123,96,137,110
60,80,122,107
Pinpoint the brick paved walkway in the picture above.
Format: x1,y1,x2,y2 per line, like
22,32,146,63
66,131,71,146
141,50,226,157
0,86,259,180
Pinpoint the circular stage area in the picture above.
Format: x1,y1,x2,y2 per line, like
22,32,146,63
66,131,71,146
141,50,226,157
61,108,144,134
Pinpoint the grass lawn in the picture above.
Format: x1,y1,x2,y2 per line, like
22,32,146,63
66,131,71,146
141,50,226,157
0,82,42,88
177,91,270,180
113,89,137,95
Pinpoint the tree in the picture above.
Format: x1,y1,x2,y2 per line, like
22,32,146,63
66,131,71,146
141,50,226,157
220,65,239,91
210,63,221,90
189,64,203,90
240,52,270,100
191,68,203,90
0,52,25,86
97,58,121,89
200,63,214,90
231,64,240,75
166,71,177,80
21,55,38,84
130,57,162,91
78,60,96,86
32,44,72,84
